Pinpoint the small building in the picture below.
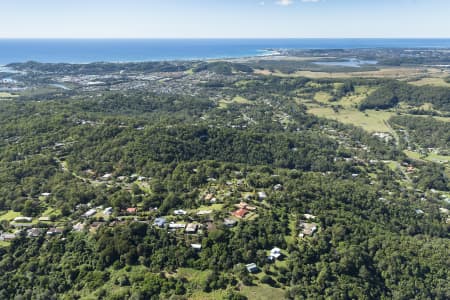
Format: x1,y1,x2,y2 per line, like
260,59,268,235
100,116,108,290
27,228,44,238
224,218,237,227
89,222,105,232
303,214,316,220
0,233,16,241
269,247,282,260
174,209,187,215
41,193,51,197
257,191,267,200
101,173,113,180
185,223,198,234
299,222,318,238
103,207,113,215
246,263,258,273
83,209,97,218
38,216,51,222
126,207,137,214
273,184,283,191
73,222,85,232
169,222,186,230
47,228,63,236
191,243,202,250
232,208,249,219
13,217,32,223
153,217,166,228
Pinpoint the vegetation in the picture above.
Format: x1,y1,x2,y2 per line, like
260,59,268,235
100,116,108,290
0,57,449,299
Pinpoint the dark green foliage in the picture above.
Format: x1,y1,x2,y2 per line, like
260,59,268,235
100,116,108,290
360,81,450,111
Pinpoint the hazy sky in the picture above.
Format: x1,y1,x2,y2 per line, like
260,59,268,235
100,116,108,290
1,0,450,38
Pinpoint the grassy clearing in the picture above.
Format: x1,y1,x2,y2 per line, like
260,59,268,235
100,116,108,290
218,96,253,109
0,241,10,248
314,92,333,103
308,106,395,133
255,67,443,80
190,203,225,213
404,150,450,163
0,92,17,99
0,210,22,221
409,77,450,88
240,284,286,300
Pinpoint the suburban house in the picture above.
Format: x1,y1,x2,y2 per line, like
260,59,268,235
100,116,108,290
13,217,32,223
0,232,16,241
268,247,282,261
299,222,318,238
103,207,113,215
83,209,97,218
185,223,198,234
27,228,44,238
46,228,64,236
169,223,186,230
246,263,258,273
223,218,237,227
174,209,187,215
190,243,202,250
126,207,137,214
153,217,166,228
257,191,267,200
232,208,249,219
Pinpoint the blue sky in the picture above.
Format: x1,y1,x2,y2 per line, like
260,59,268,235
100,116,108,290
1,0,449,38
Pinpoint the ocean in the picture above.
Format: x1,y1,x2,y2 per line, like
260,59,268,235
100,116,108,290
1,39,450,65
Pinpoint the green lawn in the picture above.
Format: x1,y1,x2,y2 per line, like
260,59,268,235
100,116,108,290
240,284,286,300
0,210,22,221
308,106,395,133
0,241,10,248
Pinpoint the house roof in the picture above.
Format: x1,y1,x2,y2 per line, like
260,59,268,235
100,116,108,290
232,208,248,218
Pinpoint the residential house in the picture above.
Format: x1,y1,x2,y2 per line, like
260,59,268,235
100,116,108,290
0,233,16,241
126,207,137,214
269,247,282,260
153,217,166,228
257,191,267,200
103,207,113,215
246,263,258,273
47,228,64,236
13,217,32,223
232,208,249,219
191,244,202,250
83,209,97,218
27,228,44,237
224,218,237,227
169,222,186,230
299,222,318,238
185,223,198,234
73,222,85,232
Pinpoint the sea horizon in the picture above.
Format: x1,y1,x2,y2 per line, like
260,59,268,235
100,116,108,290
1,38,450,65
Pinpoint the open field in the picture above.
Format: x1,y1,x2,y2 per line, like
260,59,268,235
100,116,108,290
240,284,285,300
404,150,450,163
409,77,450,88
218,96,253,108
0,210,22,221
307,106,395,133
255,67,447,80
0,241,10,248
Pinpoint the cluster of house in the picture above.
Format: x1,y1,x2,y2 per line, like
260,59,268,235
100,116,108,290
246,247,283,273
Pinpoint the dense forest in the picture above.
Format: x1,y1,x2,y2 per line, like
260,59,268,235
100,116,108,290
360,81,450,111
